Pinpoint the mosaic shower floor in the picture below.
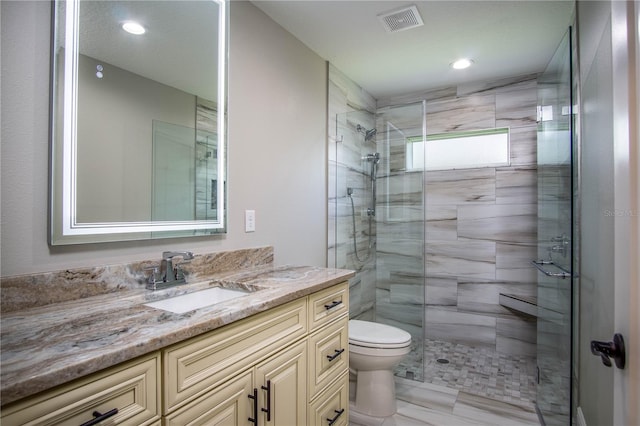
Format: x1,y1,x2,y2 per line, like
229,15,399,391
395,338,537,409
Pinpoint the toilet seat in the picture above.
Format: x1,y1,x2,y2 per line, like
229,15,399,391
349,320,411,349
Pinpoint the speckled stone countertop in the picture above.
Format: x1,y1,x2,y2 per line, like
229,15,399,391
0,264,354,406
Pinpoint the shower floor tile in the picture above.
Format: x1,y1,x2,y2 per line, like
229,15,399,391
397,338,537,409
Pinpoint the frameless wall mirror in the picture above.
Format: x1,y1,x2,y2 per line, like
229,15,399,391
50,0,227,245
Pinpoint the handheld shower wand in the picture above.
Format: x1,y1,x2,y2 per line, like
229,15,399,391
347,151,380,265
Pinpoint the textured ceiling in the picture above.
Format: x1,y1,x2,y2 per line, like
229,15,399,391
73,0,220,100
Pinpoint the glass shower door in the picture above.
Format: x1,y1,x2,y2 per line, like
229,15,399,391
333,109,379,322
375,102,426,381
152,120,196,221
333,102,426,382
535,28,573,426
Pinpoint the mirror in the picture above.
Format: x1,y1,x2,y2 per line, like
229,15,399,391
50,0,227,245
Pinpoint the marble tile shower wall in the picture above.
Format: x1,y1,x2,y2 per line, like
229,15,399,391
327,64,377,320
195,98,218,221
377,75,539,357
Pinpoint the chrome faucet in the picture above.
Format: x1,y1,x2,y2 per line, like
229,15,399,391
146,251,194,290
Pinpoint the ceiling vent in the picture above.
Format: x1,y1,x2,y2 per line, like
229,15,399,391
378,5,424,33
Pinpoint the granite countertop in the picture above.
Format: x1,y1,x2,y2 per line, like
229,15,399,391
0,264,354,406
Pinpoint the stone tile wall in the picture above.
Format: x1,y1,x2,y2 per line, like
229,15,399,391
328,67,539,357
377,75,540,357
327,64,377,320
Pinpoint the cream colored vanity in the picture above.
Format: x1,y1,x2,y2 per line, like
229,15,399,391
1,282,349,426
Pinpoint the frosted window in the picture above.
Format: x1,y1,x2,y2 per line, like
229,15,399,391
407,128,510,171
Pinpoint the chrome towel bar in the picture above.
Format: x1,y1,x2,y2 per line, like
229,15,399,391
531,260,571,279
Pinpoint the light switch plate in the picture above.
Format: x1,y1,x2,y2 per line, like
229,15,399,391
245,210,256,232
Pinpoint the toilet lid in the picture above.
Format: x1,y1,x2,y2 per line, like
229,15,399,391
349,320,411,348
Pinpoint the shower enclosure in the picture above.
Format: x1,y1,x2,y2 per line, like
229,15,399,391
333,77,547,409
333,102,426,381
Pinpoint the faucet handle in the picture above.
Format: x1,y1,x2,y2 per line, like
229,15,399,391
175,265,186,281
144,266,161,289
159,251,194,284
162,251,194,261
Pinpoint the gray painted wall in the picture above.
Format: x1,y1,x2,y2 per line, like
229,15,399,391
0,1,327,277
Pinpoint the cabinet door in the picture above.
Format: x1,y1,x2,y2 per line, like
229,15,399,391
255,341,307,426
164,370,253,426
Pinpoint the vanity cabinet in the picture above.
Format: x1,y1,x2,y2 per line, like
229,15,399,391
165,282,349,426
1,282,349,426
162,297,309,425
0,353,161,426
162,298,308,413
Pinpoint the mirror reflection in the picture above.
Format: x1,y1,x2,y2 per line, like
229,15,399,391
51,0,226,244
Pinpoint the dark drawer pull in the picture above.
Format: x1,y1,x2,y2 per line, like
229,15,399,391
79,408,118,426
326,348,345,362
248,388,258,424
261,380,272,421
324,300,342,310
326,408,345,426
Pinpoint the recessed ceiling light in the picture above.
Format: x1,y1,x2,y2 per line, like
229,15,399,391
451,58,474,70
122,21,146,35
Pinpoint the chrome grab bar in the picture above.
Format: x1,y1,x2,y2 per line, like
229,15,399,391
531,260,571,279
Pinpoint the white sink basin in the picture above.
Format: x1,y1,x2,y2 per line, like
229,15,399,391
144,287,251,314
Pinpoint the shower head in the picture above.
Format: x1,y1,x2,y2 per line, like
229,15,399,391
365,128,377,141
356,124,377,142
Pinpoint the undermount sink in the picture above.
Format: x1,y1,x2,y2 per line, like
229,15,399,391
144,286,252,314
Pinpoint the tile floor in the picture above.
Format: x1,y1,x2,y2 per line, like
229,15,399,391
351,338,541,425
350,377,541,426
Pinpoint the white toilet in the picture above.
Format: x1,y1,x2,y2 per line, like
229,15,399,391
348,320,412,418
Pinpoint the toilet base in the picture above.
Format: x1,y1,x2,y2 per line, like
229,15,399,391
354,369,397,417
349,402,397,426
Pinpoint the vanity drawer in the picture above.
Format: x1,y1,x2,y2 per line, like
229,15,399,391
308,316,349,399
308,282,349,332
163,298,307,413
308,371,349,426
1,353,160,426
